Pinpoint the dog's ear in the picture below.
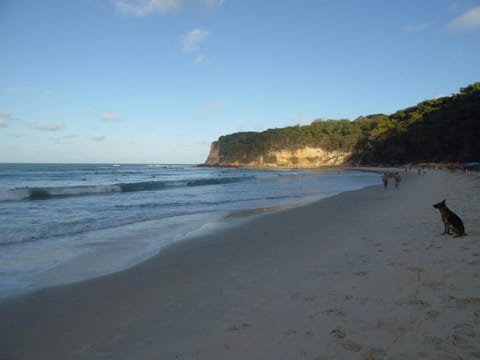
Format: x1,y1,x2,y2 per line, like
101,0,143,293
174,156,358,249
442,200,446,205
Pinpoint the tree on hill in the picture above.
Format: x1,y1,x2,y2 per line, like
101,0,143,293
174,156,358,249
213,82,480,165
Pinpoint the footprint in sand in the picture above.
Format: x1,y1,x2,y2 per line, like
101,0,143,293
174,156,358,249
474,310,480,323
330,327,362,352
422,280,447,291
342,339,362,352
373,243,384,252
290,292,302,301
423,335,444,349
454,324,476,337
226,323,250,332
425,310,441,320
408,299,430,308
323,308,346,317
363,347,387,360
456,297,480,308
452,334,473,349
354,271,368,277
425,243,442,251
330,326,346,340
376,319,387,329
406,266,425,280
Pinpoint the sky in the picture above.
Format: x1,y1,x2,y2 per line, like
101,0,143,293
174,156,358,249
0,0,479,164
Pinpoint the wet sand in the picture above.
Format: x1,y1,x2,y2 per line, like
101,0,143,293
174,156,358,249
1,169,479,359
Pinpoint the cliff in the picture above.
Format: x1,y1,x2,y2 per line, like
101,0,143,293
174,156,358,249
205,141,221,166
203,82,480,168
205,144,349,168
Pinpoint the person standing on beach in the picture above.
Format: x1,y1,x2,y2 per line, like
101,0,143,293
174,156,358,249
382,173,388,189
394,172,401,188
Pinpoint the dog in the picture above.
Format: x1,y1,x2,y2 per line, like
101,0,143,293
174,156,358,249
433,200,467,237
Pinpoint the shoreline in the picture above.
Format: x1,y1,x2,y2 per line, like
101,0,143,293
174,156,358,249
0,168,379,303
1,169,479,359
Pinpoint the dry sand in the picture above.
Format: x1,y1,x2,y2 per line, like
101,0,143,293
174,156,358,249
1,169,479,359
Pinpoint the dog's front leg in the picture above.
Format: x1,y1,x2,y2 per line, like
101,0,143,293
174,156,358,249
445,223,451,235
441,222,450,235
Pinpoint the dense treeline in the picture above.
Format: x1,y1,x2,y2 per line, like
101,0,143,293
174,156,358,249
215,82,480,165
351,82,480,164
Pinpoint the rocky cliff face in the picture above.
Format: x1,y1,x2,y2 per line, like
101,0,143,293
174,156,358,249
204,141,220,166
204,142,350,168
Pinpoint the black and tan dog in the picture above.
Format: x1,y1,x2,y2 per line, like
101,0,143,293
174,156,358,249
433,200,467,237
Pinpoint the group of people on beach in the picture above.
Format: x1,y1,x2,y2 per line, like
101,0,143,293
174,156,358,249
382,172,402,189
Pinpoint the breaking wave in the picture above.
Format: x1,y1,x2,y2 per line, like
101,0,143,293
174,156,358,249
0,176,255,202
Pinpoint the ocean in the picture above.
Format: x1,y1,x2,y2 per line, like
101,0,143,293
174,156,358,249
0,163,380,300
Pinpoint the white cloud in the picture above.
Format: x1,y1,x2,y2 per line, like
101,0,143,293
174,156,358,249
112,0,183,16
0,111,16,127
92,135,107,142
448,6,480,30
101,112,120,121
200,0,224,9
28,122,65,131
111,0,224,16
194,54,207,64
181,28,209,53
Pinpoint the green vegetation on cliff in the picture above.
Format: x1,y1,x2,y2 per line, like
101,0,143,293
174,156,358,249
214,82,480,165
217,119,359,164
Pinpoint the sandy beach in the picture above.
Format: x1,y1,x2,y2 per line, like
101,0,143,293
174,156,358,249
1,169,479,359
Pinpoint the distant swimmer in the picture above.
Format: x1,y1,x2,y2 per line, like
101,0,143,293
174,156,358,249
394,172,401,188
433,200,466,237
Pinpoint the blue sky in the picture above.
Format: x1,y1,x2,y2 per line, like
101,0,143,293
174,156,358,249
1,0,479,163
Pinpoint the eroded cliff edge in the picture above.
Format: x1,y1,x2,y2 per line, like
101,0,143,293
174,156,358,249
204,141,350,168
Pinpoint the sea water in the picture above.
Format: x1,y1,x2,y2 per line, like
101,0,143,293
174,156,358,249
0,164,380,300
